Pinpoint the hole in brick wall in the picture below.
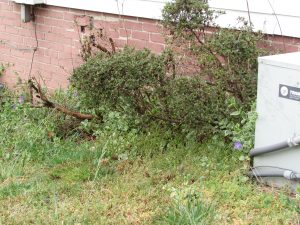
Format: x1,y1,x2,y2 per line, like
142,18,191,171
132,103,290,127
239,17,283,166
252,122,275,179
99,28,103,38
80,26,86,33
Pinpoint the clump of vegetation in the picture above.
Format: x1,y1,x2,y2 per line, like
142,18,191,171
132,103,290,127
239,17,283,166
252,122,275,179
71,46,227,139
161,184,217,224
162,0,264,110
71,0,265,144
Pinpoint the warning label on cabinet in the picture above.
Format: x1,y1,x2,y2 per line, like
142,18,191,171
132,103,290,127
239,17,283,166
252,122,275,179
279,84,300,102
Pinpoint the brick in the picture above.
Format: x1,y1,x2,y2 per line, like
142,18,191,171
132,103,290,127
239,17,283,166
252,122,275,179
34,61,61,74
58,58,76,71
13,3,20,12
279,44,298,52
46,5,69,12
0,11,21,20
106,29,119,39
0,24,5,31
262,39,299,53
2,17,20,26
114,39,127,49
73,40,82,49
35,24,51,33
94,20,117,32
19,28,35,37
44,49,59,58
10,49,25,58
20,22,36,30
0,2,13,11
36,8,64,19
35,47,45,56
69,8,86,15
45,32,72,45
143,22,162,33
51,26,78,39
65,30,79,40
124,21,142,31
132,31,149,41
128,39,148,50
147,42,165,54
5,25,19,35
50,57,59,66
150,33,164,44
119,28,131,38
0,32,23,43
138,17,155,23
44,17,74,29
35,16,45,24
292,38,300,45
64,12,76,21
23,37,39,47
38,40,65,52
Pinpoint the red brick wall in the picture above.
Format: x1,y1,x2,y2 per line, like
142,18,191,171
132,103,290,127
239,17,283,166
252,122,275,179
0,0,299,90
0,1,165,90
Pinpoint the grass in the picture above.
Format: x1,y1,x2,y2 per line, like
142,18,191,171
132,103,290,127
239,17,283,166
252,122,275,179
0,102,300,224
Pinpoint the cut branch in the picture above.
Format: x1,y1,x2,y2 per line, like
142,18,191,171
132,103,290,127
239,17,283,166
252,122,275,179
29,78,100,120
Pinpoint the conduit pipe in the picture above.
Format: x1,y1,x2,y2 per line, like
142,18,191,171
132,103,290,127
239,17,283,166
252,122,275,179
250,136,300,157
250,169,300,180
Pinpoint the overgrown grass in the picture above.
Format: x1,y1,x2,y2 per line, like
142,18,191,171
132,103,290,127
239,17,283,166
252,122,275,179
0,101,300,224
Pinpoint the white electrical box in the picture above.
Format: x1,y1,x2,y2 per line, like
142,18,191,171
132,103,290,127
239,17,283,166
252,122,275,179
254,52,300,190
13,0,46,5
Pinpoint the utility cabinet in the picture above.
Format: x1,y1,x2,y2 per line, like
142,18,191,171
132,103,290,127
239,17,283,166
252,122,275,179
254,52,300,190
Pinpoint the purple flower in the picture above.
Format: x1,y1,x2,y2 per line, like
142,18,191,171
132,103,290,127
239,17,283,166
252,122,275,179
234,141,243,150
18,95,25,104
73,91,78,97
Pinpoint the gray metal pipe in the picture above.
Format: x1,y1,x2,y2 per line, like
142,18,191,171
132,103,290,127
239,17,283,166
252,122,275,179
250,169,300,180
250,136,300,157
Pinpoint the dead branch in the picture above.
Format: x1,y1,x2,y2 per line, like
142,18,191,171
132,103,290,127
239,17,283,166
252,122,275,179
29,78,100,121
93,43,111,55
109,37,116,53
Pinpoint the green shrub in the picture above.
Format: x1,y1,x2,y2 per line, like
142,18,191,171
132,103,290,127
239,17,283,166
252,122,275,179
70,0,267,141
162,0,265,111
156,77,225,139
71,47,227,140
71,47,166,115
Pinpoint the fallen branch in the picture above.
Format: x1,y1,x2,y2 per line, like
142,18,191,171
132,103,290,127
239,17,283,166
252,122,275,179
29,77,100,121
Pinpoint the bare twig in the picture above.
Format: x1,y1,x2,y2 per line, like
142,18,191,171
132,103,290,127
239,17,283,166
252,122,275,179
29,77,99,120
267,0,286,51
109,37,116,53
